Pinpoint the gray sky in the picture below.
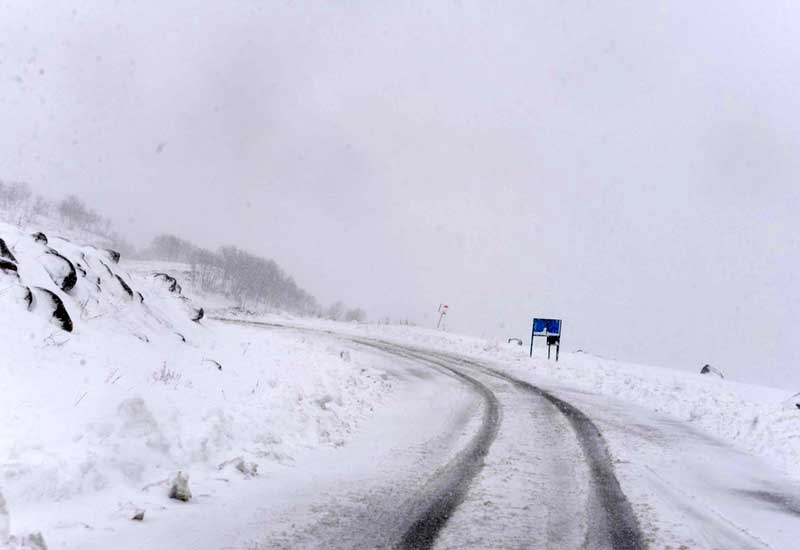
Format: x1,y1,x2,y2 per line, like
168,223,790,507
1,1,798,387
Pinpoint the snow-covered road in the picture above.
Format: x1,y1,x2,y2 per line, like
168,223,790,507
554,385,800,549
225,321,800,550
219,322,645,549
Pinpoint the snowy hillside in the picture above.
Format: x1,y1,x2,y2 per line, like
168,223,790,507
0,220,204,341
0,219,394,549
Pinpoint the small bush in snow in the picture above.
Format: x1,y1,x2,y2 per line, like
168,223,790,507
5,533,48,550
218,457,259,478
152,363,181,385
236,460,258,478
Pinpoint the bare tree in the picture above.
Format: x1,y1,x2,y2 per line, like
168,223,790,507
57,195,101,230
108,231,137,259
149,234,197,262
344,308,367,323
0,180,32,211
325,301,346,321
31,195,52,218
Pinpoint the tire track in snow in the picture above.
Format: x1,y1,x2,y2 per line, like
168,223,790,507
347,340,502,550
411,347,646,550
217,319,502,549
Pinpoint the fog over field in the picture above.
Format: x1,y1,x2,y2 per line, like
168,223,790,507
1,1,797,386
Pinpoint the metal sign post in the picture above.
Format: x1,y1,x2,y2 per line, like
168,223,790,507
436,304,449,330
530,318,562,361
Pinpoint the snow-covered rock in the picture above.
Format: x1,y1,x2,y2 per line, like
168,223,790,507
0,239,17,263
40,250,76,292
167,472,192,502
29,287,73,332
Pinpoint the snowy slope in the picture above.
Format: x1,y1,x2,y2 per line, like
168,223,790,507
0,220,394,548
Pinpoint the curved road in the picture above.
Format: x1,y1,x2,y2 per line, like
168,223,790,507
360,340,645,550
225,320,646,549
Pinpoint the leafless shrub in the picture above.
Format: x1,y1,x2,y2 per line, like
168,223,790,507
105,368,123,384
152,362,181,385
344,308,367,323
325,301,345,321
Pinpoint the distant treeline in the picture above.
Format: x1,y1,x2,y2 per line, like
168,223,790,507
145,234,324,316
145,235,365,320
0,179,366,321
0,180,136,254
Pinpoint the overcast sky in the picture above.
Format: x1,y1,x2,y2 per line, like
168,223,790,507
1,1,798,386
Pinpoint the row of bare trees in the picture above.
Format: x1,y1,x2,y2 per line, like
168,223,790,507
0,180,114,235
0,180,137,257
324,301,367,322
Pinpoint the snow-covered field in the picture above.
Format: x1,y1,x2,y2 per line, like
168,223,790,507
3,217,800,549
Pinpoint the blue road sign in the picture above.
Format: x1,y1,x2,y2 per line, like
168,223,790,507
530,318,562,360
532,318,561,336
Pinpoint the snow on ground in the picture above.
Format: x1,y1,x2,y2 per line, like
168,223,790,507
0,221,394,548
250,315,800,485
4,214,800,548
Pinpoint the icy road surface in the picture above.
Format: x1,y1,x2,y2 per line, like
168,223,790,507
237,322,800,550
82,320,800,549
